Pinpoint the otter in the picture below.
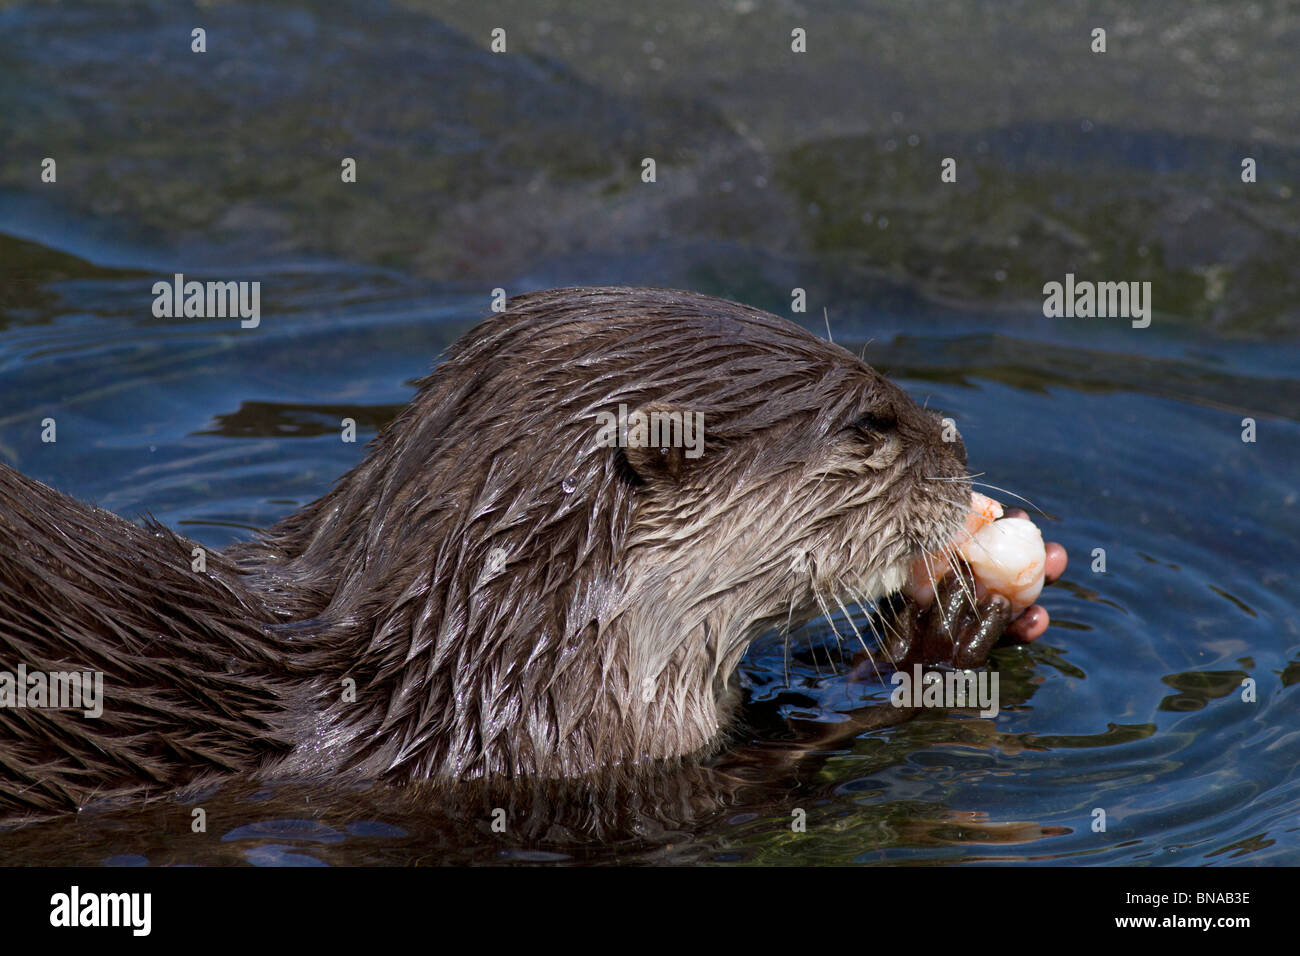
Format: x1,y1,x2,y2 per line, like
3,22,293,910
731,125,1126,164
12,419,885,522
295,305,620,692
0,286,1046,820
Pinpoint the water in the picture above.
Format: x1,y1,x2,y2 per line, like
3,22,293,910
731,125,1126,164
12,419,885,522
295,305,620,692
0,0,1297,866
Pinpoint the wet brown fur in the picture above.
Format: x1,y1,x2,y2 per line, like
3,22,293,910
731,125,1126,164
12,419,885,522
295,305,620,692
0,287,970,818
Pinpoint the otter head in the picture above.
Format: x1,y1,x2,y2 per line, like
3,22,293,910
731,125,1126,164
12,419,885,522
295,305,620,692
601,296,971,762
262,288,970,783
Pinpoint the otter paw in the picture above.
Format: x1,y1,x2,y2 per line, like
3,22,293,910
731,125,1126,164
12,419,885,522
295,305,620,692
883,566,1014,670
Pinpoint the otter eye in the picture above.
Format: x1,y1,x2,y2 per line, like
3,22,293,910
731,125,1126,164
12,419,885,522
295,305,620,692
851,412,896,435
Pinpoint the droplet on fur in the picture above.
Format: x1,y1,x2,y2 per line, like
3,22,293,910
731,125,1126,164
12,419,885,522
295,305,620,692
561,475,577,494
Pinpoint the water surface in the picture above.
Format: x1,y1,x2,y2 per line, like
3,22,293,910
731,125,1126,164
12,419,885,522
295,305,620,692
0,0,1296,865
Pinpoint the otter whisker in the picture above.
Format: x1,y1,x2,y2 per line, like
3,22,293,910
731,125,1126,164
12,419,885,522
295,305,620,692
809,584,844,678
783,592,797,689
959,531,1004,565
806,582,847,665
843,576,903,654
841,578,902,671
917,542,974,623
918,548,943,609
835,594,891,698
940,539,981,619
830,587,875,660
830,577,895,678
839,582,888,686
871,601,910,662
969,480,1047,517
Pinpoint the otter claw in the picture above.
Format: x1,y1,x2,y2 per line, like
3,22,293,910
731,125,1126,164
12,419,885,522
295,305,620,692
888,570,1015,670
953,595,1011,668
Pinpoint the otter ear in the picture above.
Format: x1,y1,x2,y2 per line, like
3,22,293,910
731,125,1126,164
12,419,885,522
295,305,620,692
617,401,707,483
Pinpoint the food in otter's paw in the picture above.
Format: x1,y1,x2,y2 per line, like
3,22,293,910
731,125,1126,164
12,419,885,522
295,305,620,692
905,492,1051,628
959,516,1046,615
965,490,1004,533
